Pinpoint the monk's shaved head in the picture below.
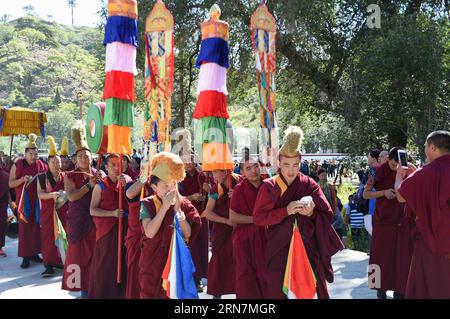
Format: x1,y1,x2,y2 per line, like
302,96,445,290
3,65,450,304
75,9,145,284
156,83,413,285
379,150,389,158
426,130,450,152
378,150,389,165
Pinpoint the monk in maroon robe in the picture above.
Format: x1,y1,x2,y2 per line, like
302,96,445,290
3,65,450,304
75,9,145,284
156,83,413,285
123,155,139,181
0,160,10,257
61,156,75,172
37,154,69,277
139,152,201,299
203,170,241,298
89,154,131,299
396,130,450,299
139,192,201,299
363,147,414,299
230,157,268,299
178,159,211,291
9,144,48,268
125,179,153,299
62,147,103,298
253,126,344,299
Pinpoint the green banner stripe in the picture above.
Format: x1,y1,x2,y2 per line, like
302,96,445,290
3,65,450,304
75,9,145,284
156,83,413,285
103,98,135,127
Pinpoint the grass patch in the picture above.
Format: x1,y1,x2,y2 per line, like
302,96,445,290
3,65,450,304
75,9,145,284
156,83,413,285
336,183,358,205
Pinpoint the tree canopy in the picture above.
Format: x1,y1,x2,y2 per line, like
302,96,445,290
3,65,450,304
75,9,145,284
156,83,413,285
1,1,448,160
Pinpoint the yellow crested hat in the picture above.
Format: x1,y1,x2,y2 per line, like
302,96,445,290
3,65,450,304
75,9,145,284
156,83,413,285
47,136,59,157
60,137,69,156
26,133,38,149
279,126,304,158
71,122,90,153
150,152,185,182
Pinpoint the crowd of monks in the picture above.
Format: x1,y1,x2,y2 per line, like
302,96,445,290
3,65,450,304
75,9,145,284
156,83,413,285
0,129,449,299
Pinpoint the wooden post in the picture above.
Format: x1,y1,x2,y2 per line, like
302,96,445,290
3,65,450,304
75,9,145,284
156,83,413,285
9,135,14,157
77,91,83,121
117,154,123,284
97,154,103,173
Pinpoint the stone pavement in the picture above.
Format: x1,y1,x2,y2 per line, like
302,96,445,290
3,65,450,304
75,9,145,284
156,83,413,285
0,236,381,299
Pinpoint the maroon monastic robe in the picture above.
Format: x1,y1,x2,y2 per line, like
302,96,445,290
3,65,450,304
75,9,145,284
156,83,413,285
398,154,450,298
14,158,48,257
139,196,201,299
178,168,209,281
0,169,9,248
230,177,268,299
253,173,344,299
62,168,100,292
125,183,152,299
124,166,139,181
206,175,241,297
38,172,68,266
61,159,75,172
88,176,130,299
368,162,414,295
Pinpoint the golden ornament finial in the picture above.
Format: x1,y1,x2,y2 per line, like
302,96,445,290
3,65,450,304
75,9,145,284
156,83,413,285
210,4,221,20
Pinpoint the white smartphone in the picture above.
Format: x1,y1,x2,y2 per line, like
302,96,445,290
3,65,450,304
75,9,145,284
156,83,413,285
298,196,313,206
398,149,408,169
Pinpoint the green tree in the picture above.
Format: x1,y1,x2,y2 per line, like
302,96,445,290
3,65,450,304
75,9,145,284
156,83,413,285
0,14,11,24
0,17,103,110
0,24,14,45
1,2,448,161
5,39,28,60
348,13,449,158
45,107,78,145
54,87,62,105
23,5,35,16
7,88,28,106
5,62,25,82
18,28,47,49
32,97,54,111
15,16,59,48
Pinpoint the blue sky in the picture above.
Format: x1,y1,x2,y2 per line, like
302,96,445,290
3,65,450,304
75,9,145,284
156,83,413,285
0,0,103,27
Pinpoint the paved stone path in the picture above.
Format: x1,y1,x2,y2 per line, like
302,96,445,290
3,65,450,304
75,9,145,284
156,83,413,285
1,237,382,299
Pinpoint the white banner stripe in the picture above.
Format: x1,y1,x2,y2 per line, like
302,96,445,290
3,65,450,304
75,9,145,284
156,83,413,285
196,63,228,95
105,42,137,75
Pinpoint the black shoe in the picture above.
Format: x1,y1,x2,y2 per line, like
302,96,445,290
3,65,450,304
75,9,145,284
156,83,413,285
196,280,204,293
393,292,404,299
41,266,55,278
377,290,387,299
52,264,64,270
20,258,30,269
76,291,89,299
31,255,43,263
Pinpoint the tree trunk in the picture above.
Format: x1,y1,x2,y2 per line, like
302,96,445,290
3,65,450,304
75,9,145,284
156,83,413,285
387,122,408,148
179,72,185,128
